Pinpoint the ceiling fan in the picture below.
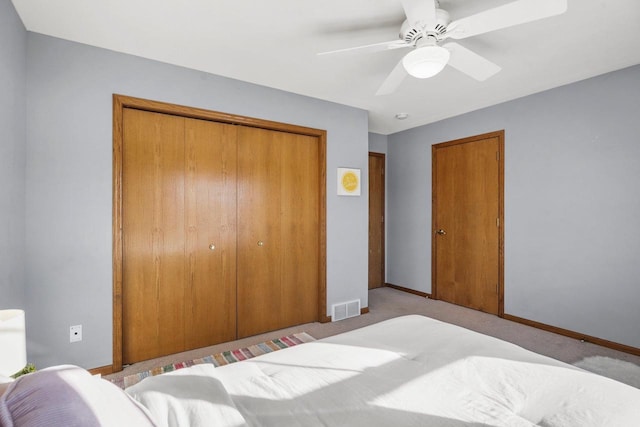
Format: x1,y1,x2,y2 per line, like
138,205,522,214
319,0,568,95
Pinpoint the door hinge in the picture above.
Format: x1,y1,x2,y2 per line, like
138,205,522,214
496,283,499,294
496,151,500,161
381,215,384,223
496,217,500,227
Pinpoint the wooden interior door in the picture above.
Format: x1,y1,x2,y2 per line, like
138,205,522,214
368,153,385,289
236,127,319,337
432,131,504,315
122,110,238,364
122,109,187,363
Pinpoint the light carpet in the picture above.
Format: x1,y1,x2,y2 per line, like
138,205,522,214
111,332,315,389
574,356,640,389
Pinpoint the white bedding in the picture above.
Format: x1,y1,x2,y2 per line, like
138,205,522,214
126,315,640,426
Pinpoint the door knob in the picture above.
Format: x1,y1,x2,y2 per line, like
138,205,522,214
209,244,216,251
257,240,264,247
436,229,447,235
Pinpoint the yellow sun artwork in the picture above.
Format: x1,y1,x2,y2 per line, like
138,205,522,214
337,168,361,196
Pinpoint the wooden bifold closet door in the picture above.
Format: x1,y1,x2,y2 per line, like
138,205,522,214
122,110,237,363
236,126,319,338
121,107,320,365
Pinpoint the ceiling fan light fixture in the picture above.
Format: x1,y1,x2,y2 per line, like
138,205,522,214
402,45,450,79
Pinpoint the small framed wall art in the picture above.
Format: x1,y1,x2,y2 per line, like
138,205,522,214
337,167,361,196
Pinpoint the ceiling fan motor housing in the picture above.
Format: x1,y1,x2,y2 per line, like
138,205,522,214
400,9,451,45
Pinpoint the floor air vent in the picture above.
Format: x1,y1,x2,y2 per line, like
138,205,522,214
332,299,361,322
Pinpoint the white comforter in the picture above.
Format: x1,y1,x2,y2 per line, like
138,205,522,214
126,315,640,426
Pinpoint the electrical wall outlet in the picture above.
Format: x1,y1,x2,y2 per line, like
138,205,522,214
70,325,82,343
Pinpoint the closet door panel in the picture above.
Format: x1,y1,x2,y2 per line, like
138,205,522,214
184,119,238,349
237,127,319,337
122,109,186,364
280,134,319,326
237,127,283,337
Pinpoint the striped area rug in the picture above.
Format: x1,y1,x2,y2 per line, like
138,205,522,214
112,332,315,389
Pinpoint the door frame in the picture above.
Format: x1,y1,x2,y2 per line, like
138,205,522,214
368,152,386,289
112,94,327,372
431,130,505,316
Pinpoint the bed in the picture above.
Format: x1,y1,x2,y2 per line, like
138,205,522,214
2,315,639,426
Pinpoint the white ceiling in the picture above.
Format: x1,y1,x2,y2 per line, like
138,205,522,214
11,0,640,135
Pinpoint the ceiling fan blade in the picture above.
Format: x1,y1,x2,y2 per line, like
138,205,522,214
445,42,501,81
447,0,567,40
400,0,437,29
376,59,408,96
318,40,409,56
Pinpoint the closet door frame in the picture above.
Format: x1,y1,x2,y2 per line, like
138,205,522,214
112,94,327,373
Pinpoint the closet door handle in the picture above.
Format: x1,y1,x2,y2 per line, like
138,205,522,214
257,241,264,247
209,244,216,251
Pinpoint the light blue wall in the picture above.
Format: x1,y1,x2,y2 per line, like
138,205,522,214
0,0,26,309
387,64,640,349
25,33,369,369
368,132,388,154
